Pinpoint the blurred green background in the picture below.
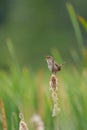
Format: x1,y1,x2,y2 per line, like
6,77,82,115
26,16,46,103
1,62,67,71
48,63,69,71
0,0,87,69
0,0,87,130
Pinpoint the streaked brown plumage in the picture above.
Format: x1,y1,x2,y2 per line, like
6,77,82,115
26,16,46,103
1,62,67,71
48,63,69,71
46,56,62,74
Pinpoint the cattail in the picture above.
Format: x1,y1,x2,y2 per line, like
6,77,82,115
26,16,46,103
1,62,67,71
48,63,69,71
51,91,58,103
0,100,7,130
19,112,29,130
49,74,60,117
30,114,44,130
46,56,61,116
49,74,58,91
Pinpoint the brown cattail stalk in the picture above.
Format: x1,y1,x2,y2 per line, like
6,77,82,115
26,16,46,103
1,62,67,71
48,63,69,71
19,111,29,130
49,74,60,117
0,100,7,130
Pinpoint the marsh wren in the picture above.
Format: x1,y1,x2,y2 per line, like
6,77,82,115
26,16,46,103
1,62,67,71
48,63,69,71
46,56,63,74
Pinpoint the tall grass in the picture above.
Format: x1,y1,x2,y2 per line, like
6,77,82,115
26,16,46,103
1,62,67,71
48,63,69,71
0,44,87,130
0,3,87,130
66,3,84,70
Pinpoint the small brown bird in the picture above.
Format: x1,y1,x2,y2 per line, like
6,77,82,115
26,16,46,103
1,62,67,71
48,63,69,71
46,56,63,74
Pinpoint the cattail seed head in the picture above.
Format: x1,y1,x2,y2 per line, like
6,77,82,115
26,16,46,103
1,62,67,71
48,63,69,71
19,112,28,130
49,74,58,91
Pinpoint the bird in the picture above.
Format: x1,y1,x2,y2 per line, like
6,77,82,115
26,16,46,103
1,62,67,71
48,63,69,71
46,56,63,74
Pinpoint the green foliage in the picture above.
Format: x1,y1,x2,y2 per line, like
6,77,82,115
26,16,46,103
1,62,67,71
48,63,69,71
0,59,87,130
66,3,83,51
0,2,87,130
78,16,87,32
66,3,85,71
0,40,87,130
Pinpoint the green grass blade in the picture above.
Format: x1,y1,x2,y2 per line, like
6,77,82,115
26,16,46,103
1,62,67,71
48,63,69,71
6,38,21,78
78,15,87,32
66,3,83,53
